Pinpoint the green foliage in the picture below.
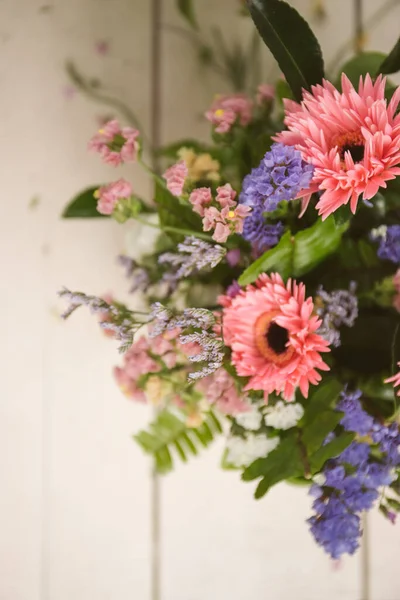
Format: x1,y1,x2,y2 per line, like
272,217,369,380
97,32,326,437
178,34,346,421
177,0,198,29
379,37,400,75
241,378,348,498
154,182,203,241
301,378,342,424
135,409,222,474
238,217,347,285
62,187,108,218
247,0,324,101
339,52,386,87
242,433,304,498
309,432,354,473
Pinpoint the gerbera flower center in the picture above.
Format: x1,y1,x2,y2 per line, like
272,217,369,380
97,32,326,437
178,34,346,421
254,311,295,366
335,131,365,164
266,322,289,354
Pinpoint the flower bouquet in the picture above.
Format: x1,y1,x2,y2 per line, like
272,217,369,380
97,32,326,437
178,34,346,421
60,0,400,560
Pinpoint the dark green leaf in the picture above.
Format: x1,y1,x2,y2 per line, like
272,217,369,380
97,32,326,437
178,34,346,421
238,231,293,285
242,433,304,498
379,37,400,75
293,217,348,277
247,0,324,101
62,187,108,218
309,432,354,473
155,182,203,242
238,217,347,286
302,410,343,455
339,52,386,87
333,204,353,227
177,0,198,29
387,498,400,511
301,377,342,426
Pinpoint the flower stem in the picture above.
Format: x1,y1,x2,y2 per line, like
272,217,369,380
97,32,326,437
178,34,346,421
132,214,212,242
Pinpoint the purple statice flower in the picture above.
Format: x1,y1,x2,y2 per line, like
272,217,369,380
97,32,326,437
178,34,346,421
239,143,314,212
372,422,400,466
158,236,225,283
149,302,224,379
316,284,358,348
118,255,150,293
308,496,361,559
340,441,370,466
336,388,374,436
308,390,399,559
58,288,149,352
241,206,284,254
226,280,241,299
371,225,400,264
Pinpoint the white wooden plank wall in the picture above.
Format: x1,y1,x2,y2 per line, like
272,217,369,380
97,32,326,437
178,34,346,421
1,1,399,599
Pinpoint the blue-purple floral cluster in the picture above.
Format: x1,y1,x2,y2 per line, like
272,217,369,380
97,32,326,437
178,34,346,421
309,389,400,559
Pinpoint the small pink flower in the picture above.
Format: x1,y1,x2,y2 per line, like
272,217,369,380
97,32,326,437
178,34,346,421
96,178,132,215
256,83,275,105
216,183,237,208
198,369,250,415
114,367,147,402
202,206,221,232
226,248,241,267
88,119,140,166
163,160,188,196
385,362,400,397
205,94,253,134
202,196,250,243
95,40,110,56
189,187,212,216
213,222,231,243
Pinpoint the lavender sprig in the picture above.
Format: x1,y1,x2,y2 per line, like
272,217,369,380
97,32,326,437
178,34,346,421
316,283,358,348
149,302,224,379
118,255,150,293
58,288,150,352
158,236,226,283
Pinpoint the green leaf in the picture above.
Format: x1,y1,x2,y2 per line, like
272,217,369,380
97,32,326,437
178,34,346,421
134,409,222,474
62,187,108,218
238,231,293,285
302,410,343,455
301,377,342,426
242,433,304,499
309,432,354,473
247,0,324,101
177,0,198,29
238,217,347,285
293,217,348,277
333,204,353,227
155,182,203,242
379,37,400,75
339,52,386,87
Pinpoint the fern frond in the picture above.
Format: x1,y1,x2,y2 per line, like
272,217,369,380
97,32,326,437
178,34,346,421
134,409,223,474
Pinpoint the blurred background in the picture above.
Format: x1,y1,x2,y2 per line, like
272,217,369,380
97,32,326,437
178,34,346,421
1,0,400,598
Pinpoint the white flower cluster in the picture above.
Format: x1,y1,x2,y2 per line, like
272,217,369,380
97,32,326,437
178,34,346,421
264,401,304,430
235,405,264,430
226,434,279,468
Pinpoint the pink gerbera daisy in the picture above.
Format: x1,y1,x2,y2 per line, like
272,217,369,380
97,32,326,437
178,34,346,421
275,74,400,220
384,362,400,397
221,273,330,401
